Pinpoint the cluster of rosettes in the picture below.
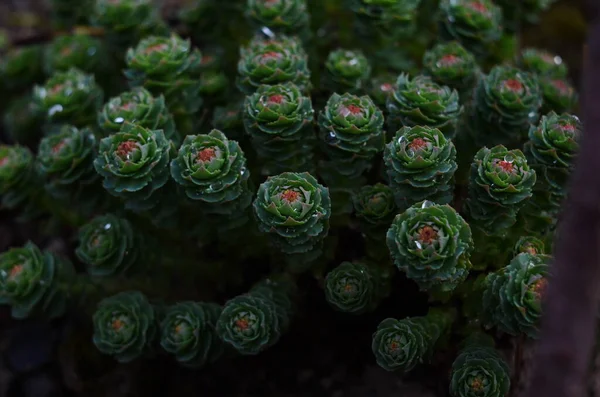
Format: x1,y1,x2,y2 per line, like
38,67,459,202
237,35,311,95
35,125,99,206
0,242,74,320
245,0,310,38
449,333,510,397
438,0,503,57
33,67,104,130
324,261,390,314
467,65,542,146
322,49,371,94
0,145,44,218
98,87,178,143
124,34,203,119
387,201,473,293
253,172,331,264
318,93,385,178
372,308,454,372
422,41,480,102
76,214,143,277
464,145,537,234
170,129,251,217
523,112,580,219
216,275,296,355
94,123,172,212
386,74,462,139
384,126,458,210
243,83,315,175
92,291,158,363
160,301,224,368
482,253,550,338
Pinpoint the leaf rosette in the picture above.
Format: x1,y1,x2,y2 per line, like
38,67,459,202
518,48,568,78
387,74,462,139
43,33,107,76
253,172,331,254
92,291,157,363
352,183,396,229
322,49,371,94
539,77,578,115
94,123,172,211
513,236,545,256
245,0,310,36
0,45,45,93
384,126,457,209
0,145,42,212
0,241,74,319
324,261,383,314
237,35,311,95
160,301,223,368
386,201,473,292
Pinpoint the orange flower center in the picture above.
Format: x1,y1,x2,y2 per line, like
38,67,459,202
389,341,399,351
439,54,460,67
468,1,488,13
344,284,354,292
112,319,124,331
281,189,300,202
497,160,514,173
260,51,282,62
503,78,524,93
418,226,437,243
530,278,547,300
196,147,216,162
52,141,66,154
235,318,249,330
49,83,64,95
0,157,8,167
121,102,134,111
267,94,284,104
116,141,138,159
552,79,570,95
346,104,363,114
408,138,428,151
470,377,484,391
143,43,168,55
9,264,23,279
380,83,393,92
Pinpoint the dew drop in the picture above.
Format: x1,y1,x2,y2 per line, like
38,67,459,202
210,182,223,191
87,47,97,56
553,56,562,65
104,223,112,230
326,131,338,144
348,58,358,66
261,26,275,38
421,200,434,209
114,117,125,123
48,104,63,116
415,241,422,249
397,135,407,145
503,154,515,163
528,112,536,119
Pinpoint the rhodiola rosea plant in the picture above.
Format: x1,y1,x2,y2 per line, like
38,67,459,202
0,0,583,394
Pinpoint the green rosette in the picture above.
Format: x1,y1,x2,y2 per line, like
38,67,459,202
386,200,473,292
465,145,536,234
2,93,45,147
253,172,331,262
522,112,580,222
318,92,385,179
368,74,396,111
482,253,550,338
0,145,45,219
438,0,503,58
422,41,481,102
324,261,390,314
93,0,168,53
75,214,142,277
199,70,230,107
449,333,511,397
384,126,458,210
0,241,74,319
237,35,311,95
170,129,252,217
539,77,578,115
243,83,315,175
0,45,45,95
322,49,371,94
518,48,568,78
43,34,108,77
98,87,178,143
50,0,93,29
212,99,246,141
467,65,542,146
33,67,104,129
124,34,203,119
348,0,421,39
216,275,295,355
386,74,462,139
160,302,223,368
36,125,102,212
94,123,172,212
92,291,157,363
245,0,310,38
513,236,545,256
372,308,454,372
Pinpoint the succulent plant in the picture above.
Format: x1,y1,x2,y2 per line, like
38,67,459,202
98,87,178,143
0,241,74,319
216,275,295,355
539,77,578,115
33,67,104,129
464,145,536,234
124,34,203,123
513,236,546,256
325,261,390,314
92,291,157,362
76,214,143,277
0,145,45,218
482,253,550,337
348,0,421,39
160,302,224,368
384,126,458,210
422,41,480,102
367,74,396,110
438,0,503,57
0,45,45,95
467,65,542,147
245,0,310,38
253,172,331,263
237,35,311,95
372,308,454,372
449,333,511,397
386,74,462,139
50,0,94,29
322,49,371,94
2,93,44,147
43,34,108,77
497,0,558,33
94,123,172,212
518,48,568,78
243,83,315,175
212,99,246,141
387,201,473,292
